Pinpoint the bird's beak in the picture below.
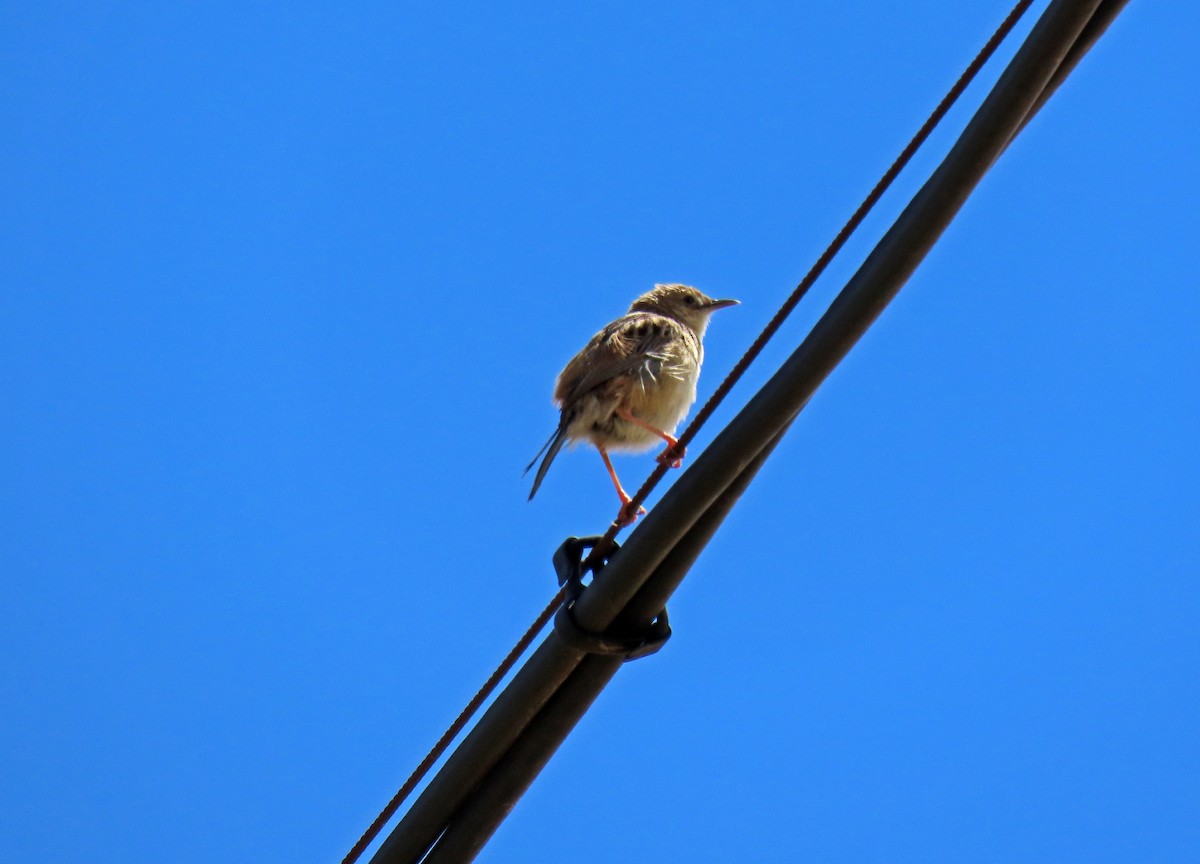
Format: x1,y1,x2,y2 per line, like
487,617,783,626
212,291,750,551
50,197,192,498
704,298,739,311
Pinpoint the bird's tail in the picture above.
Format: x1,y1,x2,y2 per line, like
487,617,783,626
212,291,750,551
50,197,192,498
524,419,569,501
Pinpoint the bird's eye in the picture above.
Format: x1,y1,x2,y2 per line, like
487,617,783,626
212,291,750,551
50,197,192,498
684,295,696,305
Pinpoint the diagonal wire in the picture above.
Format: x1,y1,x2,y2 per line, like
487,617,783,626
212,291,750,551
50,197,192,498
407,0,1122,853
341,2,1034,861
591,0,1037,561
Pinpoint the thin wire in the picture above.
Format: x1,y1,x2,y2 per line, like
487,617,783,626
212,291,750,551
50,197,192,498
341,584,569,864
590,0,1037,563
342,3,1034,861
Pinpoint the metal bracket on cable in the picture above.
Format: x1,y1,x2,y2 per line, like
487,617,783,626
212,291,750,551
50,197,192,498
552,536,671,662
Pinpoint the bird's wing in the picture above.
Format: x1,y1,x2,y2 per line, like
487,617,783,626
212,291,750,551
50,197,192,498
555,313,682,407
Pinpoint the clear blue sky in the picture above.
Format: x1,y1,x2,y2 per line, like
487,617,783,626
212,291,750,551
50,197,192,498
3,2,1197,861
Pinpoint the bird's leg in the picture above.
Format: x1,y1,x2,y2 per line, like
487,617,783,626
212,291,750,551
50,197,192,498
598,445,645,527
615,407,686,469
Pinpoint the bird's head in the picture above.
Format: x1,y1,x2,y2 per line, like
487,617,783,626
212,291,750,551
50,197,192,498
629,284,739,335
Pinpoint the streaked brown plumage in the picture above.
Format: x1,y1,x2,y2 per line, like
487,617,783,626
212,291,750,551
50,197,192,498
526,283,738,524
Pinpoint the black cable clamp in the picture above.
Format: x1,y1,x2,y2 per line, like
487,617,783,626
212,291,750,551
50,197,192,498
552,536,671,662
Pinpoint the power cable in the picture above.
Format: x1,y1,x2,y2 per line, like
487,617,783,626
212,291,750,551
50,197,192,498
339,1,1076,860
398,1,1122,859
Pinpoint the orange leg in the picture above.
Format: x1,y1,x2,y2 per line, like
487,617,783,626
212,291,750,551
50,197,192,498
616,407,686,469
598,445,646,527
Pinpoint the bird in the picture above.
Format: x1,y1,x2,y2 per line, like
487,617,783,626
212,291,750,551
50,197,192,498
526,283,738,525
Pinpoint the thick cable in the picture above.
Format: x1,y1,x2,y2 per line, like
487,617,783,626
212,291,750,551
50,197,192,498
420,2,1117,857
572,0,1108,635
342,2,1036,861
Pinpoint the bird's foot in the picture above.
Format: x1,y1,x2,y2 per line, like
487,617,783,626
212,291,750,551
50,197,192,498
656,438,686,469
616,497,647,528
616,409,684,466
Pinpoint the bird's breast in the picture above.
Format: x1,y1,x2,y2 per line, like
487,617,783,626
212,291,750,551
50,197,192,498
626,358,698,429
562,324,704,453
